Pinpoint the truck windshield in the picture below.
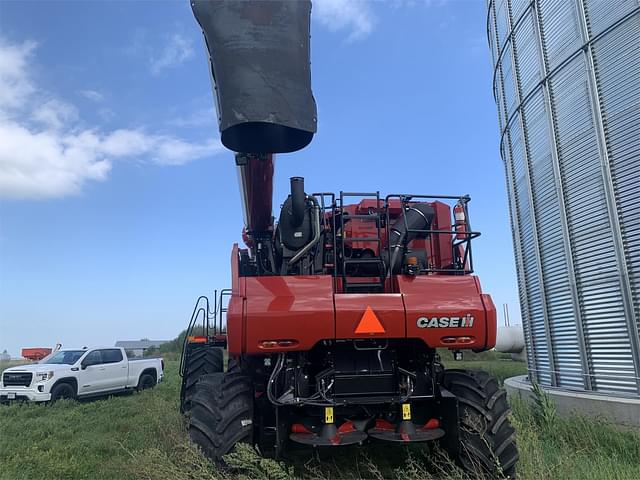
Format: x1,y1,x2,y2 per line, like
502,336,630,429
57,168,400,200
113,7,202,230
40,350,86,365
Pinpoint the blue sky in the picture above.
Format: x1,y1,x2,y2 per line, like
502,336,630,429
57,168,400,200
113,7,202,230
0,0,519,357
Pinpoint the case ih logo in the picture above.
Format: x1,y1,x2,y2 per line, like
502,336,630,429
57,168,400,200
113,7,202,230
417,314,475,328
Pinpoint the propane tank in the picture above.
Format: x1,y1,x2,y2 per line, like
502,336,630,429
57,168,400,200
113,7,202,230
453,202,467,240
495,325,525,361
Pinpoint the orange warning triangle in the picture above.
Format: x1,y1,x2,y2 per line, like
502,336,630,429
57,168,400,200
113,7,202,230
355,306,386,334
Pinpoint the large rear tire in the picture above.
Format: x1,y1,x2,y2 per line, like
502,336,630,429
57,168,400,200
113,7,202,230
182,345,223,412
443,369,518,479
188,372,254,462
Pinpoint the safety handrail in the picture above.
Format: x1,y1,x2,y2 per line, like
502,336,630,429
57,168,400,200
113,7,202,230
179,293,217,377
384,194,479,288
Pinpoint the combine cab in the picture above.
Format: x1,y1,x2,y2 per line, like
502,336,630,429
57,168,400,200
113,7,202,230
180,1,518,478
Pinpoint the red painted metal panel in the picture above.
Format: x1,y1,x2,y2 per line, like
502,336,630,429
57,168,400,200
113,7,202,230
431,201,453,270
334,294,405,339
243,276,335,354
481,293,497,350
399,275,488,349
227,283,245,355
227,244,244,355
231,244,241,296
239,154,274,233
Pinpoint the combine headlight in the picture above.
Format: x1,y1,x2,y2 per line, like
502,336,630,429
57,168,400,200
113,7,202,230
35,371,54,382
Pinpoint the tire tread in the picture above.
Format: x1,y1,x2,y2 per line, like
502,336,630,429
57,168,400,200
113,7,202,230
444,369,518,479
182,346,223,411
188,371,253,461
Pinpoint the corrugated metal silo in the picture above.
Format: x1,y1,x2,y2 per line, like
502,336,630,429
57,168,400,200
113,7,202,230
487,0,640,396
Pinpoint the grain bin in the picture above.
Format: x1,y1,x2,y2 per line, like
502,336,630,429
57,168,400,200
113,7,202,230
487,0,640,395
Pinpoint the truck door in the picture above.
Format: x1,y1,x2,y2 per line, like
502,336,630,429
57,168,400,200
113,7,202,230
99,349,128,390
77,350,106,394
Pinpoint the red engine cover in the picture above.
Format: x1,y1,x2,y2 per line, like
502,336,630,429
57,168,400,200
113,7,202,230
241,276,335,354
228,273,497,355
334,293,405,339
399,275,495,350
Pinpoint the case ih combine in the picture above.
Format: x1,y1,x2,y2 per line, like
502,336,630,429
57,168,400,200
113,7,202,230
179,1,518,477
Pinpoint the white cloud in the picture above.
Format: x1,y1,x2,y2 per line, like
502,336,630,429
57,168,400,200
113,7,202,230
0,123,111,198
99,129,223,165
32,99,79,130
150,33,194,75
0,39,36,113
79,89,105,102
0,37,223,200
152,136,222,165
313,0,375,41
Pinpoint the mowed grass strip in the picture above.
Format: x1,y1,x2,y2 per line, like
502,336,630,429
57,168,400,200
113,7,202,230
1,359,638,480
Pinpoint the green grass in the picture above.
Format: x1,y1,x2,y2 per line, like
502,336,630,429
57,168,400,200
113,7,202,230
442,359,528,385
0,360,32,369
1,359,638,480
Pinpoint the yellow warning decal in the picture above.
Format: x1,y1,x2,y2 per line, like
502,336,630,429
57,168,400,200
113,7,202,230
325,406,334,424
402,403,411,420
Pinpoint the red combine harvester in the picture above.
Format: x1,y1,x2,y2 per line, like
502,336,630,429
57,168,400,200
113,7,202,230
179,1,517,478
21,348,52,361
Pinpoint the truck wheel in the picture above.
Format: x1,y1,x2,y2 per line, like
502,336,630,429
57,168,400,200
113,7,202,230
138,373,156,391
188,372,253,462
50,382,76,402
182,346,223,411
443,369,518,479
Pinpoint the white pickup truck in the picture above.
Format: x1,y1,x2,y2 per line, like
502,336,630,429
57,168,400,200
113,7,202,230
0,347,163,402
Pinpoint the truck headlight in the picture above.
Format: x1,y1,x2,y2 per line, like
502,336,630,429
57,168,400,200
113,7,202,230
35,371,54,382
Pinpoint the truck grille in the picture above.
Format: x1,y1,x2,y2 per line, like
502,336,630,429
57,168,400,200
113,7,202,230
3,372,33,387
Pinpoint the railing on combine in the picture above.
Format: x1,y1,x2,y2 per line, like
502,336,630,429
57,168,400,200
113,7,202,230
311,192,480,294
384,194,480,280
337,191,387,293
312,192,336,277
179,289,230,378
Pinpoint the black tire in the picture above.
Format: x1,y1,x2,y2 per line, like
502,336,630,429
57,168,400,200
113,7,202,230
182,346,224,412
188,372,254,462
50,382,76,402
443,369,518,479
138,373,156,391
227,358,240,373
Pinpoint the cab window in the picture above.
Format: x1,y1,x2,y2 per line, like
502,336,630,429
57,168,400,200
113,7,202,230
83,350,103,366
100,349,123,364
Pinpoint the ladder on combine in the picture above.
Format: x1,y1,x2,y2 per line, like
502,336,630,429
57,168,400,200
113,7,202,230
338,192,386,293
178,290,230,412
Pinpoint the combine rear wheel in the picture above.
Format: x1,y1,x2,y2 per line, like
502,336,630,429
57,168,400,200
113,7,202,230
182,345,223,412
443,369,518,479
188,372,254,462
